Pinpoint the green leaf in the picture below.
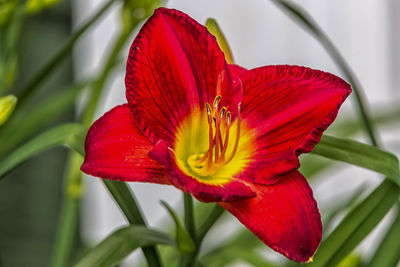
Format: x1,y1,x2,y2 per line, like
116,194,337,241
0,82,88,156
205,18,234,64
0,123,85,179
299,153,333,179
309,180,399,267
102,180,163,267
312,135,400,186
368,208,400,267
322,184,368,231
161,200,196,253
74,225,175,267
337,254,362,267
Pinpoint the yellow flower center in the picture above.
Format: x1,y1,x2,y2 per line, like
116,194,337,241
174,96,256,185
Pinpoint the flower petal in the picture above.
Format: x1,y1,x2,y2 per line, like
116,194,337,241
229,64,247,77
219,171,322,262
148,139,256,202
126,8,240,144
241,65,351,184
81,104,168,184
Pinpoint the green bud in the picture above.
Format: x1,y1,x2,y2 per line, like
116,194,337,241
0,95,17,127
25,0,61,14
121,0,160,30
206,18,235,64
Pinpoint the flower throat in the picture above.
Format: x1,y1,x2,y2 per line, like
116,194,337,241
187,96,241,176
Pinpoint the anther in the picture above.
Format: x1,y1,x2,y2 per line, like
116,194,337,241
219,107,226,119
213,95,222,109
206,103,212,115
224,104,241,165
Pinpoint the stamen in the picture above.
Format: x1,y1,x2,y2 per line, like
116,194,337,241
190,98,241,175
206,103,214,169
214,99,221,162
224,105,241,165
194,103,213,166
218,111,231,162
219,107,226,119
213,95,222,109
206,102,212,115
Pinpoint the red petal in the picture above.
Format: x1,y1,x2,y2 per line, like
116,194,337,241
148,139,256,202
219,171,322,262
241,65,351,184
229,64,247,77
81,104,168,184
126,8,241,144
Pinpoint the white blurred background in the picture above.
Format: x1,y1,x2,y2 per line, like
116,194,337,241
73,0,400,265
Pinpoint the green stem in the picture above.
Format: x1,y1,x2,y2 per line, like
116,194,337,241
197,204,225,243
179,193,197,267
16,0,117,105
103,180,162,267
50,152,83,267
183,193,196,240
270,0,379,146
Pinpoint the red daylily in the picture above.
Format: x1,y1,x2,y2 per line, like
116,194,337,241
81,8,351,262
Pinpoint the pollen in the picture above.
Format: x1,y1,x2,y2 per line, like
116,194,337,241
174,96,255,184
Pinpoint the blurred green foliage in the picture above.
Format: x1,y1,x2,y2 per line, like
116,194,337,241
0,1,76,266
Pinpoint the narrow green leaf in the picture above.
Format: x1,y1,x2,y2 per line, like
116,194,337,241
269,0,378,146
369,208,400,267
299,153,333,179
309,180,399,267
205,18,234,64
17,0,117,105
102,180,163,267
322,184,368,231
331,107,400,137
74,225,175,267
0,82,88,156
337,254,362,267
312,135,400,186
0,123,85,179
324,189,397,266
161,201,196,253
103,180,146,224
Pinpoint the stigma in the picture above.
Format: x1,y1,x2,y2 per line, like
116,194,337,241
187,96,241,176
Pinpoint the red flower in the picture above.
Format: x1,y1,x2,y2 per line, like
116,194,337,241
81,8,351,262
